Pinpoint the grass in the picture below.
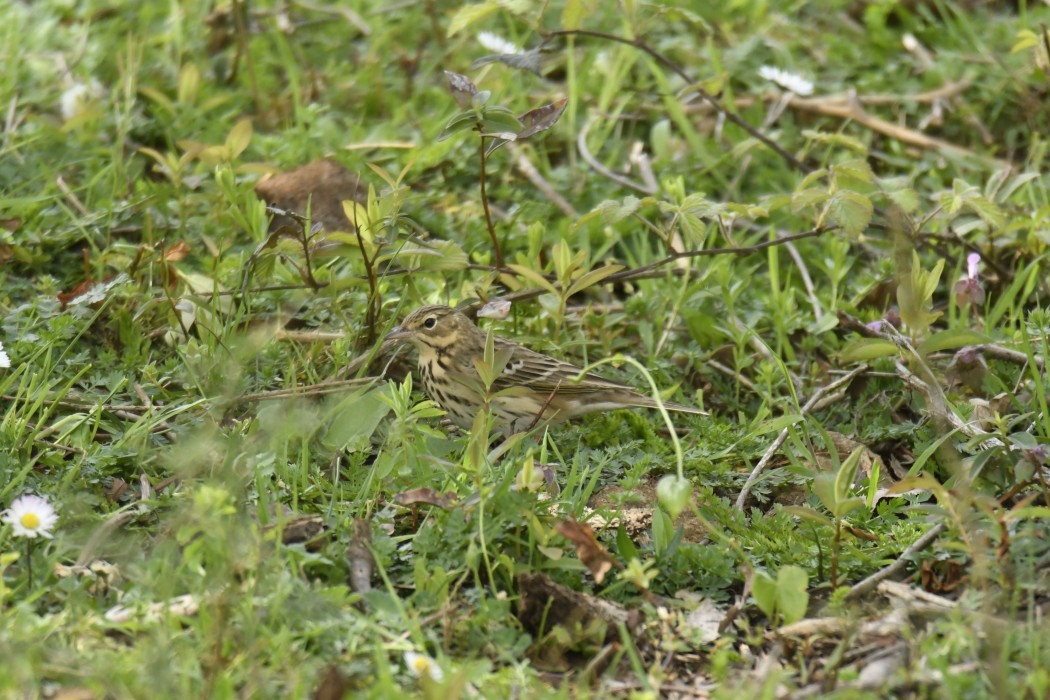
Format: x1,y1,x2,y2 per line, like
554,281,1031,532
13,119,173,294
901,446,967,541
3,0,1050,697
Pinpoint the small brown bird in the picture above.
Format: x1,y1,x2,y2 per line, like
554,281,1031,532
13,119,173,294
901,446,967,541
386,304,706,434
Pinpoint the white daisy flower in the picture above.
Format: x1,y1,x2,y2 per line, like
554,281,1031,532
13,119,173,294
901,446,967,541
0,341,9,368
477,31,519,55
2,494,58,539
404,650,444,682
758,65,814,96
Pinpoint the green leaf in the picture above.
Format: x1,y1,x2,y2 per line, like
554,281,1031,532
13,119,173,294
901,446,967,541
963,194,1005,229
917,329,991,355
447,2,498,36
829,190,873,236
831,158,874,185
776,565,809,625
616,525,639,561
781,505,833,527
833,447,865,507
838,338,897,363
224,119,253,159
596,196,643,224
437,111,479,142
791,188,829,212
566,263,624,298
751,570,777,619
886,188,919,213
506,264,558,295
801,130,868,154
322,392,391,449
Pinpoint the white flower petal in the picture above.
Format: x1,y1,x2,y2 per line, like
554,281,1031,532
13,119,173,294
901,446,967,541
0,341,9,368
477,31,519,55
758,65,814,96
2,493,58,539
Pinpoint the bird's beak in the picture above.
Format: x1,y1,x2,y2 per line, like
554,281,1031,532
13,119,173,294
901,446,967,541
385,325,412,342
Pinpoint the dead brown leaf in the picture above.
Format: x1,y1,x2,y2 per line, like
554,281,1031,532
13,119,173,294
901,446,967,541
393,487,458,510
163,241,191,261
555,517,618,583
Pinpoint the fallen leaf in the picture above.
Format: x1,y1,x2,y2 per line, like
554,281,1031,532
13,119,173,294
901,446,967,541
555,517,617,583
394,487,459,509
164,241,191,261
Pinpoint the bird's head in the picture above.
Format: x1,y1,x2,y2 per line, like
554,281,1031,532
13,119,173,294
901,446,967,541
386,305,479,350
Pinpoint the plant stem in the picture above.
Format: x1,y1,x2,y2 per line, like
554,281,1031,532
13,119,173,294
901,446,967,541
478,136,504,269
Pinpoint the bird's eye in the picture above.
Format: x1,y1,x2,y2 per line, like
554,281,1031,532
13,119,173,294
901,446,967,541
423,317,436,329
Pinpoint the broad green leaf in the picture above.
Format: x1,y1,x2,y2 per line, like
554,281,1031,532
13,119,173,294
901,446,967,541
776,566,809,625
831,158,874,184
917,329,991,355
829,190,873,236
838,338,898,363
791,188,829,212
437,111,478,142
596,196,643,224
322,391,390,449
886,188,919,213
751,570,777,619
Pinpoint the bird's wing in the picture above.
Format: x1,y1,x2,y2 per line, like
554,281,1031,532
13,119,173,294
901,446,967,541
489,340,631,394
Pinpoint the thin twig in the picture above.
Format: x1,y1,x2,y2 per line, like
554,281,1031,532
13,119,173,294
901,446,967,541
735,364,870,510
577,116,657,194
545,29,812,174
846,523,947,600
508,143,578,217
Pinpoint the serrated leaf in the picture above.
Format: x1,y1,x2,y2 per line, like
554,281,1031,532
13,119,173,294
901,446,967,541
829,190,873,236
963,195,1005,229
596,196,642,224
831,158,874,184
791,188,830,213
886,188,919,213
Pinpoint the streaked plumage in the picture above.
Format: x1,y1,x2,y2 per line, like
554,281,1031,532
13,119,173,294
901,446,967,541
386,305,706,434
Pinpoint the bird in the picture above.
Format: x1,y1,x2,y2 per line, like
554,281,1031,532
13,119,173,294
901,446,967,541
385,304,707,435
